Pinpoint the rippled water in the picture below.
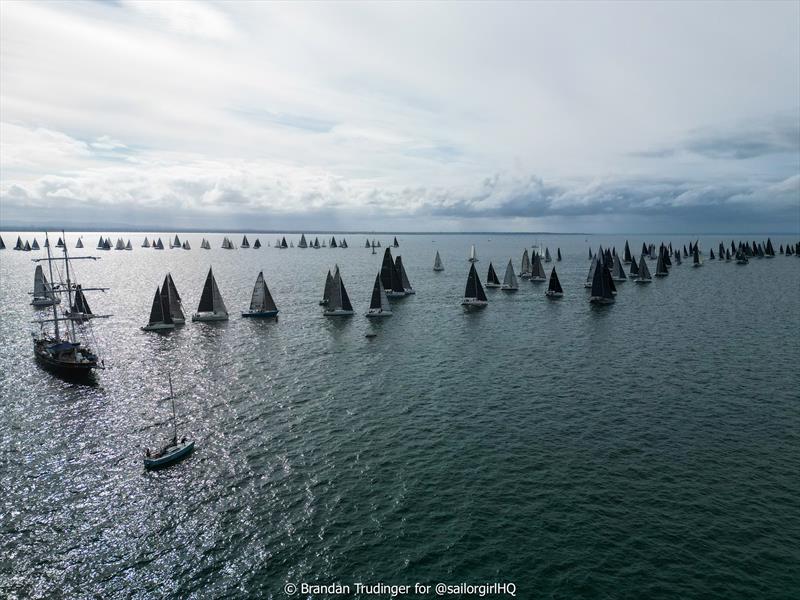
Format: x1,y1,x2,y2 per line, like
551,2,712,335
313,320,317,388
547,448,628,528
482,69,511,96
1,232,799,599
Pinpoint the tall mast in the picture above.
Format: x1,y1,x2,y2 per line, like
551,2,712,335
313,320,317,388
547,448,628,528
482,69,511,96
169,373,177,441
44,233,60,341
61,230,77,341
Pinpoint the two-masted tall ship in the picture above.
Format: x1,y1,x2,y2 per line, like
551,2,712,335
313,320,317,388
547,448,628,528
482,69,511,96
31,232,109,377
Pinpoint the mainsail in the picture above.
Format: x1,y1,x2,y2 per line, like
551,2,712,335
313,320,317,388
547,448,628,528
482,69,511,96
520,249,531,277
463,263,487,302
367,273,392,314
395,256,414,293
612,255,627,280
321,270,334,305
433,250,444,271
531,253,546,279
197,268,227,315
249,271,278,312
502,259,518,290
380,248,405,295
253,239,262,249
623,241,632,264
637,255,652,281
544,248,551,262
299,234,308,248
32,264,58,304
71,285,93,316
162,274,185,323
547,267,563,294
486,262,500,285
590,258,614,302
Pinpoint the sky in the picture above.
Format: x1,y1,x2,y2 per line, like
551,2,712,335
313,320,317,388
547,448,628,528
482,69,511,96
1,0,799,233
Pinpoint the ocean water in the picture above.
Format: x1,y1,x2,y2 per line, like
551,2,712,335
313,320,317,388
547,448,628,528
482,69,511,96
1,232,799,599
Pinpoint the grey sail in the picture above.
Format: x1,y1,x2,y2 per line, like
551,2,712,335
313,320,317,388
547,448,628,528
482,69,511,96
173,235,181,248
32,238,40,250
487,262,500,285
253,239,261,249
148,287,165,324
586,256,599,286
502,259,518,289
0,236,4,250
241,235,250,248
544,248,551,262
629,256,640,277
365,239,371,248
32,264,57,304
281,237,288,249
328,267,353,312
520,249,531,276
249,271,277,312
299,234,308,248
531,253,546,279
433,250,444,271
72,285,92,315
321,270,333,305
75,238,84,249
656,250,668,276
368,273,383,310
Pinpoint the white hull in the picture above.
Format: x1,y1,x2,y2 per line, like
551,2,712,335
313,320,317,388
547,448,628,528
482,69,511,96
192,312,228,322
545,291,563,298
365,309,392,318
323,309,354,316
530,276,546,282
386,291,406,298
485,283,500,288
433,267,444,272
461,299,488,309
31,298,60,306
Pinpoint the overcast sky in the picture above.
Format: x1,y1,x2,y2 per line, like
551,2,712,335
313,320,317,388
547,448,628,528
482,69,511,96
1,0,798,232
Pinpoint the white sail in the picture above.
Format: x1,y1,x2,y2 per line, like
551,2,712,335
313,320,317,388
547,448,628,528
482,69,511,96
468,245,477,262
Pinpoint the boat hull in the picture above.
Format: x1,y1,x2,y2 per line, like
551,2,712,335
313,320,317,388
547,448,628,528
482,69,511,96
634,279,652,284
144,441,194,470
31,298,60,307
33,340,98,378
530,277,546,282
500,286,518,292
242,310,279,318
192,313,229,322
386,291,406,298
141,323,175,331
545,291,563,298
485,283,500,288
461,300,488,310
323,310,354,316
365,310,392,318
589,296,615,304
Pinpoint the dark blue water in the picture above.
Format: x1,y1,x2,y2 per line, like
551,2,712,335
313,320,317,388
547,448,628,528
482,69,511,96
1,232,799,599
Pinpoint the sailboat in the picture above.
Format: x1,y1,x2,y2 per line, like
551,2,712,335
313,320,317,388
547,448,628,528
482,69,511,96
323,266,354,316
655,249,669,276
126,239,133,250
330,236,338,248
544,248,552,263
143,373,194,470
381,248,406,297
365,273,392,317
545,267,563,298
629,255,640,279
299,234,308,248
171,235,181,249
56,237,64,248
22,240,31,251
485,262,501,288
692,246,703,267
530,253,546,281
589,257,615,304
393,237,399,248
462,263,488,309
242,271,278,318
501,259,518,291
161,274,185,324
585,256,599,288
281,237,288,249
66,285,94,321
557,248,562,261
73,237,82,249
31,264,60,306
611,255,627,281
433,250,445,271
182,240,191,250
340,238,347,248
32,232,108,377
201,238,211,250
192,267,229,321
155,238,165,250
765,238,775,258
468,244,478,262
623,241,632,264
253,238,261,249
395,256,415,294
313,237,321,249
142,237,150,248
142,286,175,331
635,255,652,283
709,248,715,260
32,238,40,250
115,238,125,250
321,239,326,247
241,235,250,248
520,249,531,278
0,235,5,250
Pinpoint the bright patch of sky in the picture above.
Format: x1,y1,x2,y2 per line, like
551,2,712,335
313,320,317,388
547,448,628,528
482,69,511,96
1,0,798,232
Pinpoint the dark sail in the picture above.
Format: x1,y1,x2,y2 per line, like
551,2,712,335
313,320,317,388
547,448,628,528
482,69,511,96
464,263,486,300
148,287,164,324
339,272,353,311
393,237,399,247
656,249,669,276
589,248,593,259
197,268,216,312
380,248,404,293
395,256,413,291
709,249,715,260
72,285,92,314
487,262,500,285
321,270,333,304
253,239,261,248
548,267,563,293
693,246,700,264
765,238,775,256
623,241,632,263
591,259,613,299
369,274,383,310
330,236,337,248
629,256,640,276
557,248,562,261
281,237,288,248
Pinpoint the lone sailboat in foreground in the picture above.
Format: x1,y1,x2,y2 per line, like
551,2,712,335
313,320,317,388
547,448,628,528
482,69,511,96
545,267,563,298
144,373,195,470
365,273,392,318
242,271,279,318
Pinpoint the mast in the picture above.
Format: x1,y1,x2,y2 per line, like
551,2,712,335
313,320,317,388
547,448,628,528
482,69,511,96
169,373,177,442
44,233,60,341
61,231,77,342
